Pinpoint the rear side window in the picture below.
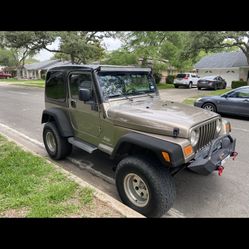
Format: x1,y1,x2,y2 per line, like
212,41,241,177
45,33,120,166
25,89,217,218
45,71,66,102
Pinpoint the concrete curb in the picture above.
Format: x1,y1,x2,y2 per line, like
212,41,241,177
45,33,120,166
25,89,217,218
0,131,144,218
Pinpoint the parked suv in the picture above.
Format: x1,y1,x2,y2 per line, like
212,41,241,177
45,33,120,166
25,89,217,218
174,73,199,88
41,65,237,217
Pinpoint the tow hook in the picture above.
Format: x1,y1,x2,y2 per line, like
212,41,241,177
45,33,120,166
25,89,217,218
217,166,224,176
231,152,238,160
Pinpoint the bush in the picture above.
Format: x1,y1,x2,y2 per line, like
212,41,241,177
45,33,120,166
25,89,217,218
166,75,175,84
231,81,248,89
153,72,162,84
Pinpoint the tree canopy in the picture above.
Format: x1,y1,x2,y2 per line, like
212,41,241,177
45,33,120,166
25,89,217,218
0,31,116,65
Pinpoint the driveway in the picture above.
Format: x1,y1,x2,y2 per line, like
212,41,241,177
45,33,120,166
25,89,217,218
159,87,214,102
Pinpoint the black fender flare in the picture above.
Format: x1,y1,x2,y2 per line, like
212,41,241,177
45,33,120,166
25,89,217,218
111,132,185,167
41,108,74,137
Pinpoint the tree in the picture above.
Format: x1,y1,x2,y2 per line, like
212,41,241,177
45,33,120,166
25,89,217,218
102,49,138,65
182,31,249,64
0,31,56,66
119,31,195,71
0,31,116,64
0,48,18,67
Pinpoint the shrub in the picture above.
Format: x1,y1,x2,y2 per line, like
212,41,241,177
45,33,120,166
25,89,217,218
166,75,175,84
153,72,162,84
231,81,247,89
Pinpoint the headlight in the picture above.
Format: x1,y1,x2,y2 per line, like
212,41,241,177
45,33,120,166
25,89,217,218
190,129,200,147
196,98,203,102
216,119,222,134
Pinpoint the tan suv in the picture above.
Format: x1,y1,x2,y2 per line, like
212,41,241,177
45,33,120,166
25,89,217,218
41,65,237,217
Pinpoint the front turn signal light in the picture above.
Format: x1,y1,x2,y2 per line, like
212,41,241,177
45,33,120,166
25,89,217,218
162,151,170,162
184,145,193,157
225,123,231,133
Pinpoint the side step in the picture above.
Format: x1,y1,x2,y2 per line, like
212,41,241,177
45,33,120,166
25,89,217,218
68,137,97,154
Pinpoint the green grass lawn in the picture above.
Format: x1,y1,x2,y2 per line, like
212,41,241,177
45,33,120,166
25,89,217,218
157,83,175,90
182,89,231,105
0,78,45,88
0,134,108,217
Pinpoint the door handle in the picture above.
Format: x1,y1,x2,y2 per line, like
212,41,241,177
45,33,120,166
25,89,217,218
71,100,76,108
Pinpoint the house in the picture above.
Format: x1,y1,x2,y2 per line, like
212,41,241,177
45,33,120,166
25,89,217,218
16,59,71,79
195,50,249,87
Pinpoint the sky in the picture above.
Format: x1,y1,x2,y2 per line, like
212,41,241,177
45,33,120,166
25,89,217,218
34,37,122,61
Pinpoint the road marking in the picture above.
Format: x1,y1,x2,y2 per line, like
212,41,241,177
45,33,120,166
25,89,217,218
233,127,249,133
0,121,185,218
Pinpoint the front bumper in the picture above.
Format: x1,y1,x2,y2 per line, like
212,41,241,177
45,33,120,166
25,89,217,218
187,135,236,175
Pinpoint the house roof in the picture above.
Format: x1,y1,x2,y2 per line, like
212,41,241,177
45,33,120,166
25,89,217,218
195,50,248,69
24,59,61,70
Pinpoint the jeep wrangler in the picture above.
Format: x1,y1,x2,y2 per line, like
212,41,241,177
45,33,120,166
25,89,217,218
41,65,237,217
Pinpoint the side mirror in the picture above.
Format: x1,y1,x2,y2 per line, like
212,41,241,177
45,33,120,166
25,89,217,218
79,88,91,102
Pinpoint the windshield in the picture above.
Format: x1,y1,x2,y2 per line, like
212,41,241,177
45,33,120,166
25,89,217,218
97,72,156,99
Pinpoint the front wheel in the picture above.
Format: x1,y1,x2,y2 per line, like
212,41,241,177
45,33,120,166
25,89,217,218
115,156,176,217
43,122,72,160
202,103,217,112
188,82,192,88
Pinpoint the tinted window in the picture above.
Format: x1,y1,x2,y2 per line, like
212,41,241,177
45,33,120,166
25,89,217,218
176,74,187,78
69,73,94,101
45,71,66,102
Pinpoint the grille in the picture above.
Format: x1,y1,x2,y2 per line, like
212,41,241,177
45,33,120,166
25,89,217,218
195,120,217,151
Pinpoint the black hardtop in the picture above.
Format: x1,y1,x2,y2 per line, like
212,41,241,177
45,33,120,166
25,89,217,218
48,64,152,73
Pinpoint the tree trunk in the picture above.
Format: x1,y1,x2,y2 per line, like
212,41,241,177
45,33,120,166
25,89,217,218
70,54,75,64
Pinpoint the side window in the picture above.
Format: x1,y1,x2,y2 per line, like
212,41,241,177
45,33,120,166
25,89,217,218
192,74,196,78
237,89,249,98
69,73,95,101
45,71,66,102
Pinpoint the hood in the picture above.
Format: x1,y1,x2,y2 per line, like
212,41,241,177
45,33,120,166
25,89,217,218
107,97,219,138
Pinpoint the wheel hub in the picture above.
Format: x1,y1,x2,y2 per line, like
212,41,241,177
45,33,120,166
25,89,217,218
124,173,149,207
46,131,56,153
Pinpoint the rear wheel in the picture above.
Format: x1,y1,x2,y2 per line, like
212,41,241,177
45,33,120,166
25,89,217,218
115,155,176,217
43,122,72,160
174,85,179,88
202,103,217,112
198,87,201,90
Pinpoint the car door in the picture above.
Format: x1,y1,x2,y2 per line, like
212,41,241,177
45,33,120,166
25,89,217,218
67,71,101,143
219,88,249,116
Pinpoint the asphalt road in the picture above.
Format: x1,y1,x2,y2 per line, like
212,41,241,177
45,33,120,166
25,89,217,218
0,83,248,217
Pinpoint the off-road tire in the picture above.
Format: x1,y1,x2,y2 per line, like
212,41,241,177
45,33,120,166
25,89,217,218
115,155,176,217
43,122,72,160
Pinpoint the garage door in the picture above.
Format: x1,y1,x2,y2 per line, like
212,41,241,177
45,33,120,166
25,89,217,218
220,69,239,88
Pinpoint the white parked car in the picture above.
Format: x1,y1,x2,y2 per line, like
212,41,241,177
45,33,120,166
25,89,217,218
173,73,200,88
